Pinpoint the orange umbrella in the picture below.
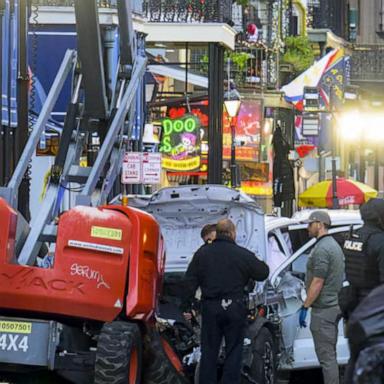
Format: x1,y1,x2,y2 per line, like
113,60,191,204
299,178,378,208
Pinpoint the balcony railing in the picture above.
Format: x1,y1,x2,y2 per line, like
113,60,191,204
351,45,384,82
32,0,116,6
31,0,143,15
142,0,232,23
207,43,269,93
32,0,231,22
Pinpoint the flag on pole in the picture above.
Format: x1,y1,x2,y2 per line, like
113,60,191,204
281,48,346,111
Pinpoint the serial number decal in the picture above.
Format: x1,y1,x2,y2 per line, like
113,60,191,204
0,321,32,334
91,226,122,241
0,334,29,352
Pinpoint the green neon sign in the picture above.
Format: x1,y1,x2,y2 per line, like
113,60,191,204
162,117,197,136
160,115,200,155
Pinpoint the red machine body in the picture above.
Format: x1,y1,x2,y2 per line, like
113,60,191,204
0,198,164,322
0,198,17,264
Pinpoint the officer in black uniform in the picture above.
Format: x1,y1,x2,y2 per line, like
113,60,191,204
200,223,216,244
183,224,216,322
340,198,384,383
183,219,269,384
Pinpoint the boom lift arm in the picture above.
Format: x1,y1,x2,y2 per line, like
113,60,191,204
0,0,146,266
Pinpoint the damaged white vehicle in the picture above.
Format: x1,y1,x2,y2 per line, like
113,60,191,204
265,209,362,371
128,185,362,383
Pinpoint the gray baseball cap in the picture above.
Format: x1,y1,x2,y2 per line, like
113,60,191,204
303,211,331,226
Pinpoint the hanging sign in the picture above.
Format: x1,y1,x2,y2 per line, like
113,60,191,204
160,114,201,171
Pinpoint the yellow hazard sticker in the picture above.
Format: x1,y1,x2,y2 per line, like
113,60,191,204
0,321,32,334
91,226,122,241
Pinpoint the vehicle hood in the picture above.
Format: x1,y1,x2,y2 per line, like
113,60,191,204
130,185,266,273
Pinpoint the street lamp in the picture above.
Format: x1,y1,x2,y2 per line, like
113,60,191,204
224,91,241,188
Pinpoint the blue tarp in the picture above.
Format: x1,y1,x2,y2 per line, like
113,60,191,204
1,0,18,128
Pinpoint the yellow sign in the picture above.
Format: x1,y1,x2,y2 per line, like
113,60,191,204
162,156,200,171
241,184,273,196
91,226,122,241
0,321,32,334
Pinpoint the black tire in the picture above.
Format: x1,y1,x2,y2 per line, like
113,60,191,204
142,332,189,384
244,327,277,384
94,321,142,384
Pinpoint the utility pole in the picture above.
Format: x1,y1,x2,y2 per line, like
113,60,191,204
208,43,224,184
330,86,339,209
374,144,379,191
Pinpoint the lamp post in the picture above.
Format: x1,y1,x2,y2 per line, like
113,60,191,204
224,96,241,188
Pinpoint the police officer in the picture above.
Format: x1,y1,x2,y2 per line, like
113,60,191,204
183,224,217,321
299,211,344,384
183,219,269,384
341,198,384,382
200,224,216,244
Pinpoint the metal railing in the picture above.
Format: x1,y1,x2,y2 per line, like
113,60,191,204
310,0,348,40
31,0,233,20
31,0,143,15
32,0,116,6
142,0,232,23
229,45,268,91
351,45,384,82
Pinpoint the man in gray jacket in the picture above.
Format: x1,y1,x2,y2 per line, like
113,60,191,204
299,211,345,384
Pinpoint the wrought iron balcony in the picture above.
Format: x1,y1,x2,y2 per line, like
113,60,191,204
142,0,232,23
351,45,384,82
31,0,231,21
31,0,143,14
32,0,116,6
224,42,270,92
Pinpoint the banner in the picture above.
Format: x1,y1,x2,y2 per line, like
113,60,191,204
223,99,263,162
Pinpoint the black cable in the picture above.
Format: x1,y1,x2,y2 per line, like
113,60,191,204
16,0,32,220
19,1,39,220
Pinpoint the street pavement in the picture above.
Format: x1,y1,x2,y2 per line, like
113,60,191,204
0,369,327,383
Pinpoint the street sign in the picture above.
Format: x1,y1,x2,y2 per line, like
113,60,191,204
142,153,161,184
303,86,320,112
302,114,320,136
121,152,142,184
121,152,162,185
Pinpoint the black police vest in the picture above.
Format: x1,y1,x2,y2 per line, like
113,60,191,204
343,231,381,289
